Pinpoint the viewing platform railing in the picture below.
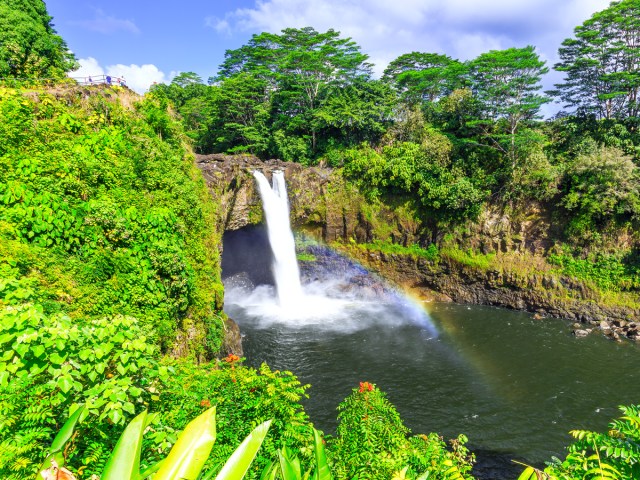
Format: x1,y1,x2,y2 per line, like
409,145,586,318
0,74,127,89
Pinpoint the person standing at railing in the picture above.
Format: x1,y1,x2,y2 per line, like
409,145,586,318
106,75,111,85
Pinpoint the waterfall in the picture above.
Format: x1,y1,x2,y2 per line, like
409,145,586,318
253,170,303,307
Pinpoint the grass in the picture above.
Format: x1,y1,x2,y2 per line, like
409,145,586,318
358,240,440,261
296,252,316,262
440,247,495,270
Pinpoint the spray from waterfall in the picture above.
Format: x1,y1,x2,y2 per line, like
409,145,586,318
253,170,303,306
227,169,436,335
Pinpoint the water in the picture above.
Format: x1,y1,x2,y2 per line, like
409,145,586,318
226,298,640,477
253,170,303,306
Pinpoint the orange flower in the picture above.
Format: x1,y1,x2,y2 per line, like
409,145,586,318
200,399,211,408
358,381,374,393
223,354,240,363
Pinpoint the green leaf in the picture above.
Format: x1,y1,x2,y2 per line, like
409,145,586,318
101,410,148,480
278,450,300,480
154,406,217,480
215,420,272,480
312,429,332,480
38,404,86,474
50,352,66,365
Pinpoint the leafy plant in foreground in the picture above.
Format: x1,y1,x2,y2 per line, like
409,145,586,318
40,406,271,480
543,404,640,480
329,382,474,480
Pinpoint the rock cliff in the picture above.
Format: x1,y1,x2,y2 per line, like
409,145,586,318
196,153,639,342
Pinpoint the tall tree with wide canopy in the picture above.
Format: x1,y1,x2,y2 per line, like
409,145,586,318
382,52,467,105
469,45,549,135
554,0,640,120
217,27,373,154
467,46,550,195
0,0,77,78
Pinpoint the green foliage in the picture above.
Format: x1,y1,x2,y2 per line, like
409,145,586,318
560,146,640,239
440,247,495,270
468,46,549,129
261,429,332,480
296,253,317,262
0,302,166,479
406,433,475,480
329,383,474,480
383,52,468,106
0,86,224,354
330,382,410,479
554,0,640,120
158,359,314,478
342,142,486,225
0,0,77,78
544,404,640,480
548,247,640,292
359,241,439,262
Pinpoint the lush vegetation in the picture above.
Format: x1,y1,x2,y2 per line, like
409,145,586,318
2,1,640,479
0,0,76,78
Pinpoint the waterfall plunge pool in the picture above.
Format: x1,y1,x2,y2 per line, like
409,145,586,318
225,289,640,479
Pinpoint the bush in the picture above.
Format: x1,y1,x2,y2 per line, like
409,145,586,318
544,405,640,480
0,303,166,479
157,359,314,477
329,382,474,480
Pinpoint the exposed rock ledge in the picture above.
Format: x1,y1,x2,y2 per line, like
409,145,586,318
341,246,640,343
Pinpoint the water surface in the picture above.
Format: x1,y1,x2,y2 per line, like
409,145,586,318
226,298,640,477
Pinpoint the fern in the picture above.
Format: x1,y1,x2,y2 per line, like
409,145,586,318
0,378,56,479
545,405,640,480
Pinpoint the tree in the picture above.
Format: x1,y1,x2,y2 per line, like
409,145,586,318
467,46,550,183
562,146,640,237
469,46,549,134
217,27,372,154
171,71,203,88
0,0,77,78
382,52,467,105
554,0,640,120
207,73,271,155
314,78,396,148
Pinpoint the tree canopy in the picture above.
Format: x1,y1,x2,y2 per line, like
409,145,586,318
554,0,640,120
0,0,77,78
382,52,467,105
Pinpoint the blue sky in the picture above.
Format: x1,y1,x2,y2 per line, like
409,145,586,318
48,0,612,110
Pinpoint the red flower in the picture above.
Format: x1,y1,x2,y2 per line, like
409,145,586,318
200,399,211,408
358,381,374,393
224,354,240,363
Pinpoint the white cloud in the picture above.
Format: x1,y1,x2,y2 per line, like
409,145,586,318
70,57,104,79
208,0,611,80
105,64,168,93
69,58,170,94
70,9,140,34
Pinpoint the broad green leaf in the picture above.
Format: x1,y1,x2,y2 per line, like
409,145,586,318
154,406,217,480
312,429,332,480
38,404,86,474
278,450,300,480
139,459,164,479
101,410,148,480
215,420,272,480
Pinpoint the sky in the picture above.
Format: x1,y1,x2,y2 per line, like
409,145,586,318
47,0,612,114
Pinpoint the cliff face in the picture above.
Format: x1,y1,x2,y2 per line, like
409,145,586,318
341,247,640,342
197,154,639,341
197,153,373,241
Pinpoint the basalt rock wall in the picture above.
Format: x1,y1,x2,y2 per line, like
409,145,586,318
341,246,640,342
